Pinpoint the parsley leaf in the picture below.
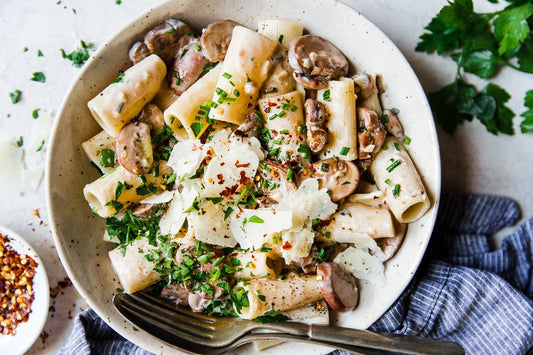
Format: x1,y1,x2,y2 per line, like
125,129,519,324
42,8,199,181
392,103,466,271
61,40,95,67
493,3,533,56
254,309,289,324
31,72,46,83
520,90,533,133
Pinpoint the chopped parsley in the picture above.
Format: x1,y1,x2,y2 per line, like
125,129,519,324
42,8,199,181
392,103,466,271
386,159,402,173
9,90,21,104
30,72,46,83
190,122,204,137
32,109,40,119
100,149,115,167
339,146,350,156
254,309,289,324
322,89,331,101
16,136,23,147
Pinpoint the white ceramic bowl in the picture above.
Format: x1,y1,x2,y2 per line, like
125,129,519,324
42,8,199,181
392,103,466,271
0,225,49,355
47,0,440,353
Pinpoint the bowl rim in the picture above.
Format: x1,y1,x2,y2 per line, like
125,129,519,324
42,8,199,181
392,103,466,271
46,0,441,352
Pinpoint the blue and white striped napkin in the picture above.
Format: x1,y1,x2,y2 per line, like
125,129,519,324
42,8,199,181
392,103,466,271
60,192,533,355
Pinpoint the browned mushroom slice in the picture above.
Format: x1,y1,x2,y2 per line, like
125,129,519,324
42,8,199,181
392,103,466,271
357,107,387,160
161,283,190,306
288,35,348,90
137,103,165,132
234,112,264,139
131,203,156,217
371,222,407,263
352,72,374,100
316,262,358,312
128,41,152,65
257,160,297,202
168,40,210,95
200,20,240,62
382,109,407,141
304,98,328,152
299,245,319,274
140,18,192,64
300,158,359,202
115,121,154,175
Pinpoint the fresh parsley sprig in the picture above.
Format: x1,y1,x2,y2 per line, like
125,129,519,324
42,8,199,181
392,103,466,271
417,0,533,134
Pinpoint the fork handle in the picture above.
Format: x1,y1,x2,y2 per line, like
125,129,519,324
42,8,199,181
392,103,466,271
307,324,465,355
257,322,464,355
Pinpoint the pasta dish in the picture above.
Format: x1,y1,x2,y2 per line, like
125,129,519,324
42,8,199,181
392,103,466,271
81,18,430,325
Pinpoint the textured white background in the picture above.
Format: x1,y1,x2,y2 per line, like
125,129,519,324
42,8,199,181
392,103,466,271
0,0,531,353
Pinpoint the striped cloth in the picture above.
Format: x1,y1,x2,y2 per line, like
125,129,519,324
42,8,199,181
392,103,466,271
59,192,533,355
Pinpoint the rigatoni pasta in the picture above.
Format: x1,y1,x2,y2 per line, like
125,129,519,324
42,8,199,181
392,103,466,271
88,54,167,137
371,137,430,223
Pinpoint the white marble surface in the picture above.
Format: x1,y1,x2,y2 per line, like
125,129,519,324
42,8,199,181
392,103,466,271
0,0,531,354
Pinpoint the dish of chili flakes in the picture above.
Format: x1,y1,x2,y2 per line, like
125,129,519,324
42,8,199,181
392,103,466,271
0,225,49,353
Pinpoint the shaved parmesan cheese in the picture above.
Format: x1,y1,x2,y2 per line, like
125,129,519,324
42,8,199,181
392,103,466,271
334,246,385,285
280,227,315,263
166,139,205,179
276,178,337,228
0,139,42,191
159,187,197,236
230,208,292,250
108,238,161,293
140,190,174,204
187,199,236,247
347,190,386,209
202,133,261,197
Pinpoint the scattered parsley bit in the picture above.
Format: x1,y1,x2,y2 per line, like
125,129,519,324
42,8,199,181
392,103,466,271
16,136,23,147
223,72,232,79
9,90,21,104
190,122,204,137
224,206,234,221
286,168,293,183
339,146,350,156
322,89,331,101
61,40,95,67
100,148,115,167
23,47,28,52
256,292,266,302
180,48,188,59
37,50,44,57
36,140,45,152
194,44,201,52
167,27,176,35
385,178,393,186
31,72,46,83
405,137,412,145
248,215,264,224
393,184,401,198
520,90,533,133
278,34,284,43
341,181,351,185
32,109,40,119
386,159,402,173
112,72,125,83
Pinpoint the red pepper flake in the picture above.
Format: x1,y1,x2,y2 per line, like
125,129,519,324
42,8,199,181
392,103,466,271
0,233,38,335
282,241,292,250
235,161,251,168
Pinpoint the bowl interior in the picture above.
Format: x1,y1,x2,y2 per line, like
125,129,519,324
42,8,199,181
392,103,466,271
47,0,440,353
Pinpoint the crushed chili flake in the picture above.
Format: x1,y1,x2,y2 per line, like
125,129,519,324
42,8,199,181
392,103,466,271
0,233,38,335
282,241,292,250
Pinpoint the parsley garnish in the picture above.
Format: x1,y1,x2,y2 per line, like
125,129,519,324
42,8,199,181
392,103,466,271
254,309,289,324
9,90,21,104
100,149,115,167
30,72,46,83
417,0,533,135
190,122,204,137
61,40,95,67
32,109,40,119
16,136,23,147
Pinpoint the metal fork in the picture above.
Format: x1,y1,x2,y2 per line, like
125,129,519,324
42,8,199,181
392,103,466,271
113,291,464,354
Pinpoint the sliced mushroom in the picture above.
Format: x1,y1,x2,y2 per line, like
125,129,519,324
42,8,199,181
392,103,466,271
131,203,156,217
137,103,165,132
300,158,359,202
299,245,318,275
382,109,407,141
161,283,190,306
357,107,387,160
352,72,374,100
234,112,264,139
257,160,297,202
115,121,154,175
129,19,192,64
200,20,240,62
304,98,328,153
371,222,407,262
288,35,348,90
128,41,151,65
168,39,210,95
316,262,358,312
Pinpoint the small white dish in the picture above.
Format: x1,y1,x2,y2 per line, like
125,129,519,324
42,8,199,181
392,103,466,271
0,225,49,355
